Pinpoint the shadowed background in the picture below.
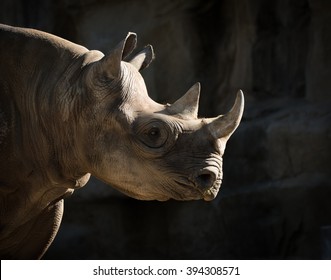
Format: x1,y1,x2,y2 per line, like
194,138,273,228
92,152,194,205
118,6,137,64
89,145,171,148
1,0,331,259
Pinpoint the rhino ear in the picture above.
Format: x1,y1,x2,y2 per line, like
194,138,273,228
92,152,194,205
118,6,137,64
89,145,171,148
129,45,155,71
121,32,137,59
101,32,137,78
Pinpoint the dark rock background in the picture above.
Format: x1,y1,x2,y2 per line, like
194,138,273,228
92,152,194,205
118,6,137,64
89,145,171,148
1,0,331,259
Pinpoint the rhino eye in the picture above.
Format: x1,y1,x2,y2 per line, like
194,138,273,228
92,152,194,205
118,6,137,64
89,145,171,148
140,123,169,149
148,127,161,139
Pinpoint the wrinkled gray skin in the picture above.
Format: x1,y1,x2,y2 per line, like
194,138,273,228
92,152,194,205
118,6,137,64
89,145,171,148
0,23,244,259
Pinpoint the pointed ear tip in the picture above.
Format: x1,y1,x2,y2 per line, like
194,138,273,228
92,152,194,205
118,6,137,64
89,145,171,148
141,45,155,64
146,44,155,58
126,32,137,44
127,32,137,37
125,32,138,46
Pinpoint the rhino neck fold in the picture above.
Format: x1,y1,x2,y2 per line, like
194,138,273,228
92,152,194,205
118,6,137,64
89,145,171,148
0,62,91,238
4,45,91,190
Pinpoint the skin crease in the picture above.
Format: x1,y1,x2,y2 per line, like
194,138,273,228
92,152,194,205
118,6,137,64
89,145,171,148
0,24,244,258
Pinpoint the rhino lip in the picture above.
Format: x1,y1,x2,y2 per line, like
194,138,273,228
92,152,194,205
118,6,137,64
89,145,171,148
173,176,222,200
202,177,222,201
202,185,219,201
173,178,205,200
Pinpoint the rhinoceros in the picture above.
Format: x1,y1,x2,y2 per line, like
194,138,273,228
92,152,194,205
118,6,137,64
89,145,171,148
0,23,244,259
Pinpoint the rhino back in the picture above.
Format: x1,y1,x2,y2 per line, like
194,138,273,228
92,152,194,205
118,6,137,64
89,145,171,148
0,24,88,103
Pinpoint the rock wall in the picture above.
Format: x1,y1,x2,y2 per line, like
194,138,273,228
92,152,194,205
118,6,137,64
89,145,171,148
1,0,330,259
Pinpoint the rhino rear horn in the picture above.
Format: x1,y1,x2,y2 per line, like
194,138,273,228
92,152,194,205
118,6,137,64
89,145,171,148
101,32,137,78
207,90,244,139
168,82,200,118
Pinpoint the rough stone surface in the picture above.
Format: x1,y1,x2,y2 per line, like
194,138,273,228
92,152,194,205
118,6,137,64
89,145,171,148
1,0,331,259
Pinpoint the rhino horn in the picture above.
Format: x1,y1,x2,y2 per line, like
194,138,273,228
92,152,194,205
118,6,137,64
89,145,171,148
101,32,137,78
207,90,244,139
168,82,200,118
129,44,155,71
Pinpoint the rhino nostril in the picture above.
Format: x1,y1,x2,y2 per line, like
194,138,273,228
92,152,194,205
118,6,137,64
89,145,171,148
195,171,216,190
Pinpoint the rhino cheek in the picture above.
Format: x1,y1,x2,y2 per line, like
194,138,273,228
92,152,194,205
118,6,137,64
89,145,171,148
98,157,170,201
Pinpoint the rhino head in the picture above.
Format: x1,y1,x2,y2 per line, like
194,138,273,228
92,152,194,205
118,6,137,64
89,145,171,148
78,32,244,201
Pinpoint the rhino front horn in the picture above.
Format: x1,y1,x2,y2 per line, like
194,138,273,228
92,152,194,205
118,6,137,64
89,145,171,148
208,90,244,139
168,82,200,119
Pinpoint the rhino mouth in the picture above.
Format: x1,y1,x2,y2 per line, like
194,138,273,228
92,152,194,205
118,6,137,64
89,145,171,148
202,172,223,201
202,183,221,201
172,175,222,201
